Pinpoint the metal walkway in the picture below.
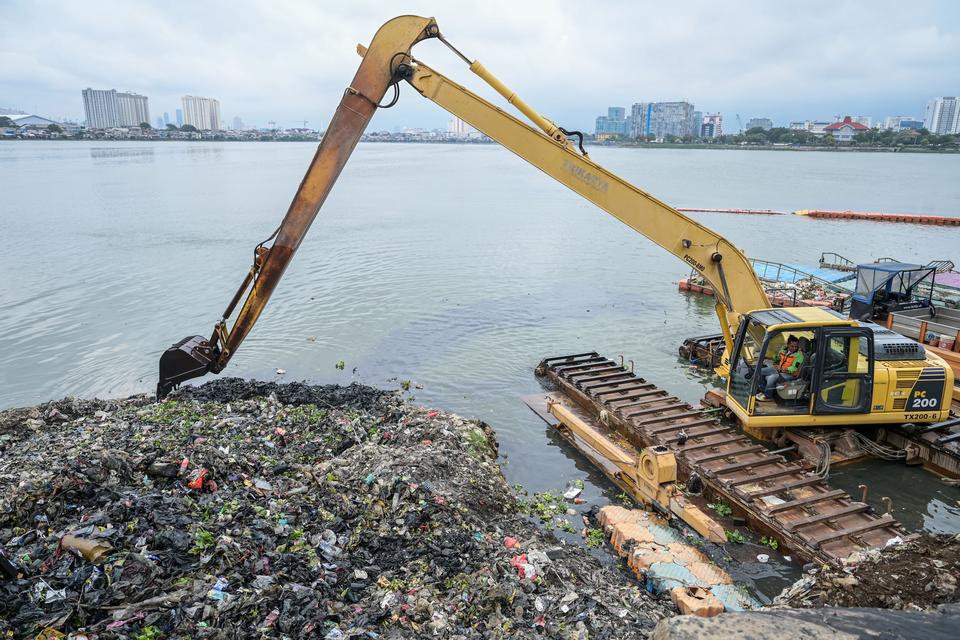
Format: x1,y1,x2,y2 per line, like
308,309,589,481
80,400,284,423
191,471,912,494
533,351,909,565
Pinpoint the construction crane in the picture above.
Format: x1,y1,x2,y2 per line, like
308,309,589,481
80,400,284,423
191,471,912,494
158,15,953,438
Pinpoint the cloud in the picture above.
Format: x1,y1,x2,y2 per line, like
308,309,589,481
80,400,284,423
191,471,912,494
1,0,957,129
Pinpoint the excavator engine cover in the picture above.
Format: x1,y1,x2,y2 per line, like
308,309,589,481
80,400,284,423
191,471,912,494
157,335,214,399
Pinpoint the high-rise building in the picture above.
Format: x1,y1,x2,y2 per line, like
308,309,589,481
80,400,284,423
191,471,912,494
629,102,697,139
155,117,164,129
82,88,118,128
232,116,244,131
116,92,150,126
594,106,629,138
745,117,773,131
163,112,170,125
175,109,184,127
692,111,703,138
181,95,222,130
924,97,960,134
851,115,872,128
701,113,722,138
630,103,650,137
447,116,477,138
82,88,150,128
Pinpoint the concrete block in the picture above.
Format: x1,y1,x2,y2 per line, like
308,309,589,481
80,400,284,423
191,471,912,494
670,586,725,617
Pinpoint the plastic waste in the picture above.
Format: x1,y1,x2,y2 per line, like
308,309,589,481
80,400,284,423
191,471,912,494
0,379,673,639
60,534,112,564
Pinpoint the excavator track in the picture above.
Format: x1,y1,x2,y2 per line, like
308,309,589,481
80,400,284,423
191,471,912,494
533,351,909,565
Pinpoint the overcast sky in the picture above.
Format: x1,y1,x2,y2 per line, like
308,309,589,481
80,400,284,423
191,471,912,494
2,0,958,130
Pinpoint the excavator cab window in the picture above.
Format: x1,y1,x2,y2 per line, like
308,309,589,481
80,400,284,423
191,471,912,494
728,317,766,411
752,329,816,416
728,316,872,418
812,328,873,414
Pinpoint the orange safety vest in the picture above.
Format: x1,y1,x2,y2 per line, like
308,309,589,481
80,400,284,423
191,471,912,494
775,348,803,374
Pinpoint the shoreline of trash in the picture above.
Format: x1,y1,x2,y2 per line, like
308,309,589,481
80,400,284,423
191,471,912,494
1,379,671,639
2,379,958,639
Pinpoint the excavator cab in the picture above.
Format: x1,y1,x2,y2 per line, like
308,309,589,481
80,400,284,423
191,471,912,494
726,308,875,425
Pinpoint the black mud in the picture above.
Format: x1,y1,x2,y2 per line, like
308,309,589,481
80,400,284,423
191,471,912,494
173,377,394,411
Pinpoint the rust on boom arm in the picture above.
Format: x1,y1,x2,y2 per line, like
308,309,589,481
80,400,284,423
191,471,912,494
157,16,437,398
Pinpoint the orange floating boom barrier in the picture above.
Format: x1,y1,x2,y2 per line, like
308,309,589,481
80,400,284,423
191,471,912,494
677,207,786,215
795,209,960,226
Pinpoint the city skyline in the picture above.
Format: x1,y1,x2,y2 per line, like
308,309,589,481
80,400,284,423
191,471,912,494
1,1,958,132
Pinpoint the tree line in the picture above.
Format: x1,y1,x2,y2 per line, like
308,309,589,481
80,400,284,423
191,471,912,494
614,126,958,149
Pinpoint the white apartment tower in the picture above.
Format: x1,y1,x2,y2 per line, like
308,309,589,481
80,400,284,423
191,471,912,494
447,116,476,138
182,95,223,131
82,88,150,128
82,89,118,129
116,92,150,127
924,97,960,134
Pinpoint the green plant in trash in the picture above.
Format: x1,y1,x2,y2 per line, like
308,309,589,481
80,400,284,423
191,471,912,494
399,379,412,391
135,626,163,640
335,360,346,370
585,527,606,548
190,528,216,554
724,529,745,544
616,491,634,506
709,500,733,517
466,428,489,457
142,400,214,426
517,491,569,523
219,498,241,517
285,403,327,426
760,535,779,550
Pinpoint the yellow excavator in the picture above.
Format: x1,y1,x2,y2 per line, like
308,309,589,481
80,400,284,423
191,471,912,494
158,15,953,437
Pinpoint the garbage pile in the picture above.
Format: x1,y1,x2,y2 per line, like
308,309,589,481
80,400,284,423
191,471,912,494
0,379,670,639
762,278,846,309
774,534,960,610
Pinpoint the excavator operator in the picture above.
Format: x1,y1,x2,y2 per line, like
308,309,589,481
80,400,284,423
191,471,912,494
757,336,804,401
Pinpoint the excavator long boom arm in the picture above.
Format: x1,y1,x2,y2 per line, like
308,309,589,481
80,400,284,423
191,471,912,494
157,15,769,397
405,57,769,347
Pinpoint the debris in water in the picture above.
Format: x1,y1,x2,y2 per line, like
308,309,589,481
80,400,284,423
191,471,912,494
775,534,960,610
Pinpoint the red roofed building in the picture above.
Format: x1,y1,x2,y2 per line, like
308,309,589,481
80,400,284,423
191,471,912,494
824,116,869,142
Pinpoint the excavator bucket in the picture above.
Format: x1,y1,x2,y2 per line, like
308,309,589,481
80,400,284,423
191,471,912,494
157,335,215,399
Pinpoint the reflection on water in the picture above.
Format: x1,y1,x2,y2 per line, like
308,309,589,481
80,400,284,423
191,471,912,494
829,458,960,534
180,145,225,158
90,146,155,162
2,141,959,599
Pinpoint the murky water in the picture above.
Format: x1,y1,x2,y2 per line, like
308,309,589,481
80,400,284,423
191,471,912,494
2,141,959,598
